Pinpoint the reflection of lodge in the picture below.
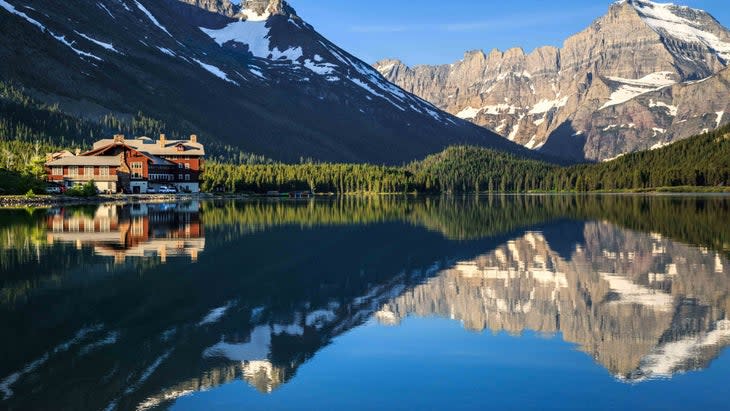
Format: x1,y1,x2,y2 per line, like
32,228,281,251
380,223,730,381
45,203,205,263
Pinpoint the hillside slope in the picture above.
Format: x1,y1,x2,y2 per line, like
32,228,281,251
0,0,525,164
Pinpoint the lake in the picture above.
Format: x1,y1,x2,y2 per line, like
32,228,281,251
1,195,729,411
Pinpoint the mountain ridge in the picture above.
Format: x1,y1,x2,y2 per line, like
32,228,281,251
375,0,730,161
0,0,531,164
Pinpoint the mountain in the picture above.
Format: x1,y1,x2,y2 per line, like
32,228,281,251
375,0,730,162
0,0,525,164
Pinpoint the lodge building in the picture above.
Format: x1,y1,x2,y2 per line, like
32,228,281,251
46,134,205,193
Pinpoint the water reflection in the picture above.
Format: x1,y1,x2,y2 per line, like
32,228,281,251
380,221,730,382
46,203,204,263
0,196,729,410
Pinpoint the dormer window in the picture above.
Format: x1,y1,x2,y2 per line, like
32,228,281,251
176,144,185,152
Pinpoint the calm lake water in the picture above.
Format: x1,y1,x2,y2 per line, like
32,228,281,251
1,195,730,411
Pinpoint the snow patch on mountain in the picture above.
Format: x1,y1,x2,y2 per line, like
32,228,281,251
134,1,172,37
529,96,569,114
649,99,678,116
601,72,677,109
156,46,176,57
192,58,239,85
97,2,115,19
456,106,481,119
200,20,304,62
632,0,730,60
0,0,102,60
74,31,120,53
0,0,44,30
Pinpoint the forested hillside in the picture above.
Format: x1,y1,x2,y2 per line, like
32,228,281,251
201,125,730,194
0,81,271,165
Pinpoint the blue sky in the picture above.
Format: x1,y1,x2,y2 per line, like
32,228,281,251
291,0,730,66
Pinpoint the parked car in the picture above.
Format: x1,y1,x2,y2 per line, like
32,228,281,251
45,184,63,194
146,187,157,194
159,186,178,194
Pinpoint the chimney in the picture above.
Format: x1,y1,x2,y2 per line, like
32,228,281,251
190,134,198,143
113,134,125,143
75,148,81,156
159,134,166,147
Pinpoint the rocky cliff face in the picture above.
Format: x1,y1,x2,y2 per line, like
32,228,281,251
376,0,730,161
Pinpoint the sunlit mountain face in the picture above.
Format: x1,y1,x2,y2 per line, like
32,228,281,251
0,196,729,410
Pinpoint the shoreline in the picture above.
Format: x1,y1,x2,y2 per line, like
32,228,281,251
2,189,730,208
0,193,220,208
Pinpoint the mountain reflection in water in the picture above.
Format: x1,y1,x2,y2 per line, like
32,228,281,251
0,196,728,411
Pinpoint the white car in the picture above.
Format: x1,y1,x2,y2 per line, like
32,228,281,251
158,186,178,194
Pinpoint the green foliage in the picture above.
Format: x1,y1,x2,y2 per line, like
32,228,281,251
408,146,556,193
202,126,730,194
202,162,415,194
0,81,265,165
66,181,97,197
546,124,730,191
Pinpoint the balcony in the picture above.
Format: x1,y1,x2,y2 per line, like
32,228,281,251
62,175,118,182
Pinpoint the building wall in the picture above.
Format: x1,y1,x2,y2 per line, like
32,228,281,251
46,166,119,189
162,155,203,182
124,150,150,180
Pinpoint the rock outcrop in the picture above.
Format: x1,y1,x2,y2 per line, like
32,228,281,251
376,0,730,161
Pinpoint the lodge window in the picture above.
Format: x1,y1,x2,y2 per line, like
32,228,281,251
52,167,62,176
184,163,190,169
100,166,110,176
131,162,143,179
185,174,190,181
178,163,184,169
178,174,183,180
85,166,94,176
69,166,78,177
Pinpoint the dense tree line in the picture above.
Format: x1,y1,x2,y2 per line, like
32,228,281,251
548,125,730,191
201,125,730,194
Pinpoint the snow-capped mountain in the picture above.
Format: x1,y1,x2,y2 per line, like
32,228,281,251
376,0,730,161
0,0,525,164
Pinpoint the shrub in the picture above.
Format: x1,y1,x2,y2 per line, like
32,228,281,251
66,181,98,197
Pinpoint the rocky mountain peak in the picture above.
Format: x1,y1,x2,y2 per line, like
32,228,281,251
178,0,238,16
177,0,297,19
376,0,730,162
240,0,297,20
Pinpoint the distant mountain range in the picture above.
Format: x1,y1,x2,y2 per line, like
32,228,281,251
0,0,529,164
376,0,730,161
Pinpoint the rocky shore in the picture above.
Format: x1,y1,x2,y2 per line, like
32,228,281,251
0,194,215,208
